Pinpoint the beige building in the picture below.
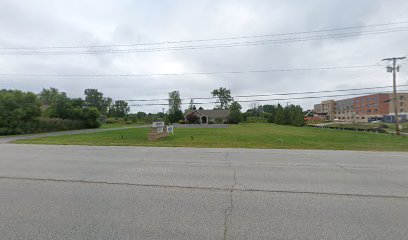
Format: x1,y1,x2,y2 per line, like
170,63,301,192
334,98,355,122
314,100,336,121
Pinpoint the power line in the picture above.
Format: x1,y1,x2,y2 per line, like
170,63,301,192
125,90,408,106
0,63,380,78
2,20,408,50
123,84,408,102
1,26,408,55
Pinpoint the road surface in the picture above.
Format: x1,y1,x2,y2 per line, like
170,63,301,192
1,144,408,239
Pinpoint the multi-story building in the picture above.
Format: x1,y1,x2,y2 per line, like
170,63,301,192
335,98,355,121
354,93,389,121
313,92,408,122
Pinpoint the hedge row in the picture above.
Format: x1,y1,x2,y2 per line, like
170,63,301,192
0,118,95,135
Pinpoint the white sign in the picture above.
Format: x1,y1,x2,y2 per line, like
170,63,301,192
167,125,174,134
152,121,164,127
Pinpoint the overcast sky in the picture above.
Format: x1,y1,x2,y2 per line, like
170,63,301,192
1,0,408,113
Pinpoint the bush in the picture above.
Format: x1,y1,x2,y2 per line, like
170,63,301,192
186,114,200,124
214,118,224,124
178,119,185,124
244,116,267,123
227,112,241,124
0,90,41,135
35,118,85,132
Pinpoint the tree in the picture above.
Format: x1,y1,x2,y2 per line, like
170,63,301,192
168,91,183,122
108,100,130,118
263,104,275,114
198,106,204,110
188,98,196,110
211,87,233,109
39,88,66,105
263,105,276,123
84,89,112,115
274,104,285,124
289,105,305,127
0,90,41,134
136,111,147,119
168,91,181,112
168,109,183,123
228,101,242,124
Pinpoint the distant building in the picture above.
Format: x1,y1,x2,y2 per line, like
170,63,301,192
184,109,229,124
354,93,389,121
389,93,408,115
335,98,355,121
314,100,335,121
313,92,408,122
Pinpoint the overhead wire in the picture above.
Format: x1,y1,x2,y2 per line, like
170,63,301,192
122,88,408,106
2,20,408,50
1,26,408,55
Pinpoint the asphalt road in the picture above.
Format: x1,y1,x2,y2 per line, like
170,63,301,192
1,144,408,239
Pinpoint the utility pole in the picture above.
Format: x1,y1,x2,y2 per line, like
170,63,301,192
382,57,406,135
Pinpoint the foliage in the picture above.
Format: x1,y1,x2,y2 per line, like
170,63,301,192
108,100,130,118
0,90,41,135
211,87,233,109
186,113,200,124
35,118,86,132
244,116,268,123
42,90,101,128
168,90,182,113
84,88,112,115
168,109,183,123
274,104,285,124
188,99,196,110
228,101,242,124
39,87,66,105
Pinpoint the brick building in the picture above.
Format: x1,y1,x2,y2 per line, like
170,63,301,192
313,92,408,122
354,93,389,121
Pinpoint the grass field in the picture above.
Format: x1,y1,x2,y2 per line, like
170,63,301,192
15,123,408,151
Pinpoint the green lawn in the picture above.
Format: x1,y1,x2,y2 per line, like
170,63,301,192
15,123,408,151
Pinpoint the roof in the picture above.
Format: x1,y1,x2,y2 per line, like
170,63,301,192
184,109,229,118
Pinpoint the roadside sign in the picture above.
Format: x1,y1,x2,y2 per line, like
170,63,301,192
167,125,174,134
152,121,164,127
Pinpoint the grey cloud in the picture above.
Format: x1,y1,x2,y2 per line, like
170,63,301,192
1,0,408,113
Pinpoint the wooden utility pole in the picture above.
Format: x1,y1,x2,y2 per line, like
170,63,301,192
382,57,406,135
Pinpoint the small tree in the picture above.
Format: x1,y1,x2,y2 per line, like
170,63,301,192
274,104,285,124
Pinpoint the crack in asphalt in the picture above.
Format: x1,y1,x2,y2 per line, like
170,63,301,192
1,176,408,199
223,152,233,240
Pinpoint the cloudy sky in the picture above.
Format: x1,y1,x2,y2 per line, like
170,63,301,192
1,0,408,113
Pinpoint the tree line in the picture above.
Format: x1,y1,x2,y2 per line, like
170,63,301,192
0,88,130,135
166,87,305,126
